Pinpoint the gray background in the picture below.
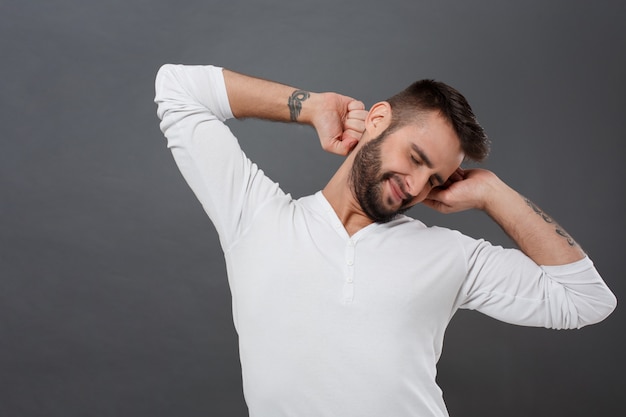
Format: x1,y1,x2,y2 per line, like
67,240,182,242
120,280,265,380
1,0,625,416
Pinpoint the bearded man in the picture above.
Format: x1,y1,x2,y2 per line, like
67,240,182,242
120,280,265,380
154,64,615,417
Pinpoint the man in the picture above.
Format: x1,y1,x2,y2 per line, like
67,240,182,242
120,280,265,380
154,64,616,417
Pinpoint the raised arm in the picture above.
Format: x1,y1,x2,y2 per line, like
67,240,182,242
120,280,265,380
425,168,585,266
155,64,367,249
427,168,616,328
222,69,367,155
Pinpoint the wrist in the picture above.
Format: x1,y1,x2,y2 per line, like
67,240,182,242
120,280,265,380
480,172,514,214
297,92,325,126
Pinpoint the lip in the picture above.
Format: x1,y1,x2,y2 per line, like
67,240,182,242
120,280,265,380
387,177,407,204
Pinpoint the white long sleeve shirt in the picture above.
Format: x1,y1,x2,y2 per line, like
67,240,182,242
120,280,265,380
154,64,616,417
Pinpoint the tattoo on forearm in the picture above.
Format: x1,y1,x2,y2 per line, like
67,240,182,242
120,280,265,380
526,198,553,223
555,228,576,246
288,90,310,122
524,197,577,247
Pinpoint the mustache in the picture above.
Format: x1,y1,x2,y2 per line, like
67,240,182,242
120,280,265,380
382,173,415,204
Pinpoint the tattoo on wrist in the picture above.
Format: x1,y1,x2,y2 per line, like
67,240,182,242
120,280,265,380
288,90,310,122
524,197,577,247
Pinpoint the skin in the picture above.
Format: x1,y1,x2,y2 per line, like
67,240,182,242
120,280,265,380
223,68,586,266
324,102,464,232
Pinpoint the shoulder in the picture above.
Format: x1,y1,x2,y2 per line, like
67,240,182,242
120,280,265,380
383,214,465,237
373,215,472,252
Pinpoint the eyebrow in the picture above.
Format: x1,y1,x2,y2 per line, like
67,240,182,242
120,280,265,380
411,143,445,185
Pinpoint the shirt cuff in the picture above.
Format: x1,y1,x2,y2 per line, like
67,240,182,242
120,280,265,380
540,255,594,276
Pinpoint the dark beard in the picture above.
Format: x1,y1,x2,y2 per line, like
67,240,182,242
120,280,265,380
349,133,412,223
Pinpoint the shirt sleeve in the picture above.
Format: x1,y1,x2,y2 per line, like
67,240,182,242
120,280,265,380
455,235,617,329
154,64,285,250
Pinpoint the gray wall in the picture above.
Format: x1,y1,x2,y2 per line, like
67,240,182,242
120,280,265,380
1,0,624,416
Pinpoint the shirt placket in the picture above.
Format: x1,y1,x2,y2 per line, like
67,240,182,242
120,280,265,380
343,238,356,303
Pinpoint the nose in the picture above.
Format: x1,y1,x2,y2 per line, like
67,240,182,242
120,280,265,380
405,172,432,200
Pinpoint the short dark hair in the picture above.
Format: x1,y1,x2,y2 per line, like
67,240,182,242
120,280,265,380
386,79,490,162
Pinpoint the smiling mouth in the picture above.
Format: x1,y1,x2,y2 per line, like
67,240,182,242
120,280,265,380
387,176,410,205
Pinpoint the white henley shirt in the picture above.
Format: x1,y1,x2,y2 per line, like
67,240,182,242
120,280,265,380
154,64,616,417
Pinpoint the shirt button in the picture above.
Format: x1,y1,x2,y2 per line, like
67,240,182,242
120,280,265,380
347,240,355,247
347,260,354,266
347,276,353,283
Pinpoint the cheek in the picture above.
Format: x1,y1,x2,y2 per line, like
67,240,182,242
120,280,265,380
378,164,409,184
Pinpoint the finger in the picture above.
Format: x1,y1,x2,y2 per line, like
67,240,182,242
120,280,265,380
347,109,368,121
344,118,365,133
322,133,356,156
427,187,444,200
422,198,453,214
449,168,464,182
333,136,358,155
422,198,445,212
421,198,437,209
426,188,456,208
348,100,365,111
342,129,362,144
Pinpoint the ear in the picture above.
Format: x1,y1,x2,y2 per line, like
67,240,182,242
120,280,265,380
365,101,392,136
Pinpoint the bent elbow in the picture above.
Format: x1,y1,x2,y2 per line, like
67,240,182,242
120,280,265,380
154,63,178,120
590,290,617,325
574,289,617,329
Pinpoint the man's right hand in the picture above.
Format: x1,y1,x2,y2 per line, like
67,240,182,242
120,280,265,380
310,93,367,156
224,68,367,156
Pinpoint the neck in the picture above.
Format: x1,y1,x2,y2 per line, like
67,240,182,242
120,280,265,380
322,157,374,236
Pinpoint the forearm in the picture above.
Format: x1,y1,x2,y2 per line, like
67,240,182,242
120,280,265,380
482,174,586,266
223,69,318,124
222,68,365,155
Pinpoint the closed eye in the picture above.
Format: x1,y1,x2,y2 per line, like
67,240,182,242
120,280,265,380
410,144,445,187
411,155,436,187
